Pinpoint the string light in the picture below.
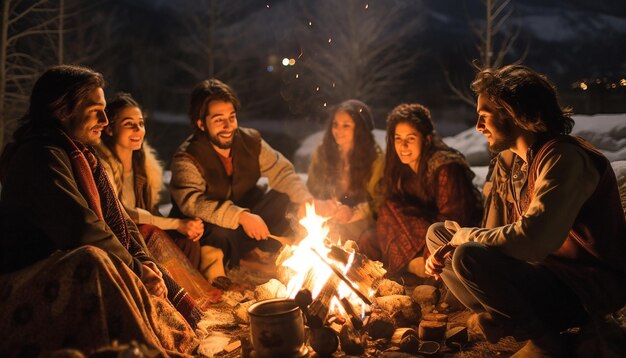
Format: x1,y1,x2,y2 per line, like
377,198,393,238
308,21,312,26
328,38,332,43
266,4,270,8
295,74,299,79
365,4,369,9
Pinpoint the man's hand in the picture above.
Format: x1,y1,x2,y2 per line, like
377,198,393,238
425,244,456,280
141,261,168,298
177,218,204,241
239,211,270,240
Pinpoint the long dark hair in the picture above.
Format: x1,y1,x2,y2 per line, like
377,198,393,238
13,64,104,140
313,99,378,201
471,64,574,136
101,92,151,209
188,78,240,131
382,103,449,202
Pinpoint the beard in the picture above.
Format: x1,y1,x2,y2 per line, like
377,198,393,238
206,129,236,150
487,116,516,153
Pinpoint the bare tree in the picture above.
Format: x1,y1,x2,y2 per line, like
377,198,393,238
1,0,62,148
285,0,427,122
444,0,528,107
166,0,270,113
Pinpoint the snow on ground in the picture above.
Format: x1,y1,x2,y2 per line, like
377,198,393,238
161,113,626,215
293,113,626,191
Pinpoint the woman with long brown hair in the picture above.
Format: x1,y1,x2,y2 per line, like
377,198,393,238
96,92,227,305
374,103,482,277
307,99,384,243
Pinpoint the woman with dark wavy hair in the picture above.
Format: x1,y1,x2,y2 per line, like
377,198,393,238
97,92,228,303
374,103,482,277
307,99,384,243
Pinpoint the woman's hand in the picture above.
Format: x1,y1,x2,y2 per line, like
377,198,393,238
239,211,270,240
333,204,354,224
141,261,168,298
312,199,339,218
177,218,204,241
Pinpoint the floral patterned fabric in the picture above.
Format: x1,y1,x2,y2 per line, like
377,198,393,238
0,247,198,357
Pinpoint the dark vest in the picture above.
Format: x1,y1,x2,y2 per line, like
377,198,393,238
173,128,263,210
522,135,626,315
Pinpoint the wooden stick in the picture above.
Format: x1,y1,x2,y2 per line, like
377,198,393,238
268,234,291,246
311,248,373,305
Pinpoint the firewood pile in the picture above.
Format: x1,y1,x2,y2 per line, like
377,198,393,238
233,240,471,357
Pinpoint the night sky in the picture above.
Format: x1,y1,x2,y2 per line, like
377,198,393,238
3,0,626,154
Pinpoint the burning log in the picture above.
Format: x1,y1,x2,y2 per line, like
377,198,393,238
364,307,395,339
307,275,341,328
339,297,364,330
274,243,295,267
326,244,387,299
309,326,339,356
311,248,373,305
339,323,366,356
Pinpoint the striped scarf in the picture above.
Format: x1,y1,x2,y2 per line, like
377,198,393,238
58,131,203,328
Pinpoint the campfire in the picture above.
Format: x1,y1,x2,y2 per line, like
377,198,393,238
241,203,468,356
279,204,384,320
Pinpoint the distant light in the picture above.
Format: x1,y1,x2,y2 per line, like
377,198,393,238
266,4,270,8
365,4,369,9
328,38,332,43
358,108,363,113
308,21,312,27
267,65,274,72
580,82,588,91
595,78,601,84
323,102,327,107
620,79,626,86
295,74,299,78
282,58,289,66
332,82,335,88
289,58,296,66
316,86,320,91
610,83,617,89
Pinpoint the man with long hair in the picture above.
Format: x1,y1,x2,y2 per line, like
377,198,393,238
425,64,626,357
0,65,198,355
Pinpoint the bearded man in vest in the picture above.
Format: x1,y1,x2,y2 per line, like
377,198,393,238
425,65,626,357
170,79,314,271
